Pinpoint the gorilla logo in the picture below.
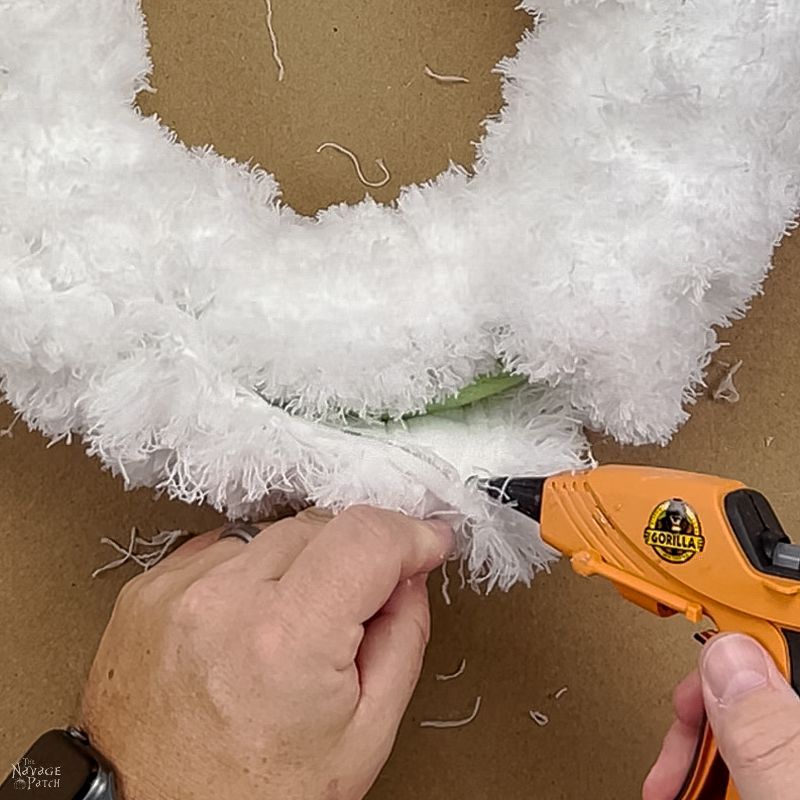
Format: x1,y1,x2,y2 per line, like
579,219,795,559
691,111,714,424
643,498,705,564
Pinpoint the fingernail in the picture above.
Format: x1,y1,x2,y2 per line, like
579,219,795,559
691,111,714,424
702,634,770,704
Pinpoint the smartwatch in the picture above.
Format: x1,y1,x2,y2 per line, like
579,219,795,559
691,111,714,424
0,728,116,799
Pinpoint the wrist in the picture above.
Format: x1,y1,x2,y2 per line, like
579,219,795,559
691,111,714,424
81,717,226,800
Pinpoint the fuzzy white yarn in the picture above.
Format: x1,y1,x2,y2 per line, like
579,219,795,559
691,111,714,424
1,0,798,588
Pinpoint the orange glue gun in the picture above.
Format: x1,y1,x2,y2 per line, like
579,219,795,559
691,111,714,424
482,465,800,800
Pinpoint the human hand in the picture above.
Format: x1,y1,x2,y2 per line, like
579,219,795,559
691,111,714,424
81,507,453,800
643,633,800,799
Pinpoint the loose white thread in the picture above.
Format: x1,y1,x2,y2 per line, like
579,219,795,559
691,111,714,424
92,526,138,577
529,710,550,727
92,528,189,577
317,142,391,188
440,560,451,605
0,411,22,438
435,658,466,682
420,695,482,728
712,359,743,403
424,65,469,84
553,686,569,701
262,0,285,81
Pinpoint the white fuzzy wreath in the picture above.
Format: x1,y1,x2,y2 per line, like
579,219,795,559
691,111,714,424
1,0,799,588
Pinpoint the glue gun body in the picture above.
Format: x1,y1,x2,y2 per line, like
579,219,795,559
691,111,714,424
483,465,800,800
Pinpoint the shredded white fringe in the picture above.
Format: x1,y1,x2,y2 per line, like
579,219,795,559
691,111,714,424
2,0,799,588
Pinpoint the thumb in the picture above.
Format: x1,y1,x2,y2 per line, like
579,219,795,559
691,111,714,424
700,633,800,799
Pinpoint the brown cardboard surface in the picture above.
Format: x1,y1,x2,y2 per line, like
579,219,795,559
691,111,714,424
2,1,799,797
134,0,531,215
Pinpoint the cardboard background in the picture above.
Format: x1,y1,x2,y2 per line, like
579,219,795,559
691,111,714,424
2,2,798,796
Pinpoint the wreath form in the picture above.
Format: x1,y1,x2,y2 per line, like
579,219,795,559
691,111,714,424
1,0,798,587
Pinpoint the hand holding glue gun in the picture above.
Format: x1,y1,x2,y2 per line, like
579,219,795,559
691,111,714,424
483,465,800,799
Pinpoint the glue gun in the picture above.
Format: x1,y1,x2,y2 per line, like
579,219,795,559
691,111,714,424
481,465,800,800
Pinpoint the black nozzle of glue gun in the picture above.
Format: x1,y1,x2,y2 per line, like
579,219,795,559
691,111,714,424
478,476,546,523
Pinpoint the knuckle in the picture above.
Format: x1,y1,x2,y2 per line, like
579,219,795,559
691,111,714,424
172,575,222,623
136,570,179,608
248,585,290,659
113,572,150,613
113,579,138,610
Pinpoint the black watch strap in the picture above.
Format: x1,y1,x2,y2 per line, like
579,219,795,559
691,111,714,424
0,729,117,799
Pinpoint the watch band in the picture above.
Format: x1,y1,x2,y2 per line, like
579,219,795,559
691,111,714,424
0,728,117,799
66,728,118,800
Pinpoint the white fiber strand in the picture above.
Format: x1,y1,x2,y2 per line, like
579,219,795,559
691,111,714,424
712,360,744,403
435,658,467,681
424,65,469,84
420,696,482,729
92,527,139,578
440,560,452,605
262,0,285,81
316,142,391,188
92,529,189,577
529,710,549,727
0,411,22,438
